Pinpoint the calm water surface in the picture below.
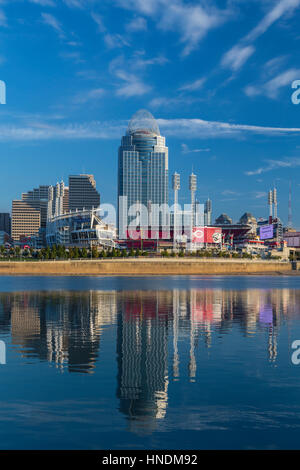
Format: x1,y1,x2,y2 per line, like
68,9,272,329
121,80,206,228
0,275,300,450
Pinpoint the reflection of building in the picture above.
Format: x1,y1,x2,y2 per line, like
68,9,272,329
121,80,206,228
116,291,170,434
0,291,118,373
0,285,299,433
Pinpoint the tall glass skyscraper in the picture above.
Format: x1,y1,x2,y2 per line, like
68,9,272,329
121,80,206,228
118,109,169,234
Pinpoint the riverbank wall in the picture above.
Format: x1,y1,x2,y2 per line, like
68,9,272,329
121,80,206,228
0,259,293,275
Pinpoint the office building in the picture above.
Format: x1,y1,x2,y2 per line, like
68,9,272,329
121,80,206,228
118,109,169,234
11,200,41,241
22,185,50,230
48,181,69,220
0,213,11,235
204,198,212,226
69,174,100,212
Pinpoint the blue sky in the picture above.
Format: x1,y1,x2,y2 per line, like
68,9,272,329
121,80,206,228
1,0,300,226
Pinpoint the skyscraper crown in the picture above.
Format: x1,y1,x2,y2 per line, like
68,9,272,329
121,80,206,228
127,109,160,136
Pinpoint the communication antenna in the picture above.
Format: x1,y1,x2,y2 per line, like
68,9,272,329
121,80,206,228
268,189,273,223
172,172,180,251
288,181,292,228
189,173,197,250
273,187,277,220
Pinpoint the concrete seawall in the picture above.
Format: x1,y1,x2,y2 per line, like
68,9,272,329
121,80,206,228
0,259,293,275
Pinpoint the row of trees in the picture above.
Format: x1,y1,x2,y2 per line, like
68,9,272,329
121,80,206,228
0,244,260,260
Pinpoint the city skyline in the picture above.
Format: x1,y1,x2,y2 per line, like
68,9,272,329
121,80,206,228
0,1,300,226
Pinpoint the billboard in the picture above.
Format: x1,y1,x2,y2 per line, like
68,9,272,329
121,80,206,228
192,227,222,244
206,227,222,244
192,227,205,243
260,224,274,240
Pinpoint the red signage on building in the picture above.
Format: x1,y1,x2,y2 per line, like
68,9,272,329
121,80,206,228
192,227,222,244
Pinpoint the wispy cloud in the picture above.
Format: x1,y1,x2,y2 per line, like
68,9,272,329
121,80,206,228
253,191,267,199
116,0,232,56
221,44,255,72
72,88,105,104
126,16,147,33
221,0,300,72
91,12,129,49
181,143,210,154
158,117,300,138
41,12,64,39
0,8,6,26
29,0,55,6
60,50,83,63
245,68,300,98
221,190,240,196
245,0,300,42
63,0,86,7
2,115,300,142
245,157,300,175
109,54,166,97
179,78,206,92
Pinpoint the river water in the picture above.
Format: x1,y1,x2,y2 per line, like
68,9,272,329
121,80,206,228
0,275,299,450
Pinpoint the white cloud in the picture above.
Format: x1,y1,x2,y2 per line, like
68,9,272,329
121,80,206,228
245,157,300,175
60,50,83,63
109,55,165,97
116,80,151,97
126,17,147,33
245,68,300,98
245,0,300,42
91,12,106,33
29,0,55,6
181,143,210,154
41,13,64,38
253,191,267,199
91,12,129,49
158,117,300,138
179,78,206,92
2,115,300,141
116,0,232,56
73,88,105,104
63,0,85,7
222,0,300,72
104,33,129,49
221,45,255,71
0,9,6,26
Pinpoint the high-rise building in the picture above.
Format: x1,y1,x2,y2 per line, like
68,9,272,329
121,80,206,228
0,213,11,235
69,174,100,212
12,185,50,243
118,109,168,234
204,198,212,226
22,185,50,229
47,181,69,220
11,200,41,241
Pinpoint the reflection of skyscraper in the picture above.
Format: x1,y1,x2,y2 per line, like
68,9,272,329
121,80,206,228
118,110,169,232
116,291,170,434
1,291,117,374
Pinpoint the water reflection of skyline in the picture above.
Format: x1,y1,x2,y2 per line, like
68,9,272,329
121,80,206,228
0,288,299,433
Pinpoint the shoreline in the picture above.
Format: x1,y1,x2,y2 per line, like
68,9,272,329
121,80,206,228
0,259,295,276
